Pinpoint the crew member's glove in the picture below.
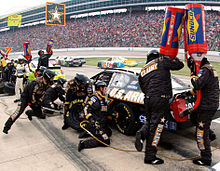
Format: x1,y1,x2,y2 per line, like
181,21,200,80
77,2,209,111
187,57,196,75
179,108,193,118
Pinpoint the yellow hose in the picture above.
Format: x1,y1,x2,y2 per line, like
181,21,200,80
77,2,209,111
80,120,220,161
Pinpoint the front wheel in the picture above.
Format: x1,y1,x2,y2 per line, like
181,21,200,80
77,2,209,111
113,103,137,135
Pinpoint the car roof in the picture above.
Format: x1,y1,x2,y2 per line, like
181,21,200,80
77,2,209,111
104,67,141,76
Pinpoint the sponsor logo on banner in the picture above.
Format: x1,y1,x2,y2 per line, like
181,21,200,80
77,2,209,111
187,10,199,42
46,2,66,26
8,15,22,26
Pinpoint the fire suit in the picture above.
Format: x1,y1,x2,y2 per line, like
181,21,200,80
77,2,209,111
138,56,184,160
3,79,47,134
80,91,112,149
63,82,93,131
190,63,219,162
42,83,66,112
37,53,52,69
15,63,30,100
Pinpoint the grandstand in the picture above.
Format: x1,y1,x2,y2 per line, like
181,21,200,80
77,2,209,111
0,0,219,52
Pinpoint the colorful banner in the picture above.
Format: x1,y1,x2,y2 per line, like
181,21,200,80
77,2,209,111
46,2,66,26
8,15,22,26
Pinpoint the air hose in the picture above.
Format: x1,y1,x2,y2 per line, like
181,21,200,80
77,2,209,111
80,120,220,161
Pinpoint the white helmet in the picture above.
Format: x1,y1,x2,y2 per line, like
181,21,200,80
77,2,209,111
18,55,24,61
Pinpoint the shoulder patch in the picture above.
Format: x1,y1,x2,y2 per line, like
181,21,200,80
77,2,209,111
140,61,158,77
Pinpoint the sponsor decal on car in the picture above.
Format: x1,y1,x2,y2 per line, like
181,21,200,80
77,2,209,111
109,87,144,104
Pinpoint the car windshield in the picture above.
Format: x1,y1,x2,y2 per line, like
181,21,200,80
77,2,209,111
111,73,131,88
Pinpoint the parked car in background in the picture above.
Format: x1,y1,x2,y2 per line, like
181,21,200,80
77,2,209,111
97,57,138,69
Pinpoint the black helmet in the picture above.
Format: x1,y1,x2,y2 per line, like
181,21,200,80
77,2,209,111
38,50,44,56
95,80,107,90
57,77,67,86
43,69,56,82
74,73,91,86
147,49,160,63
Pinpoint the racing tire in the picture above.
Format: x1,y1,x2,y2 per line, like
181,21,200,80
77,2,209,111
3,82,15,95
114,103,137,135
78,63,82,67
0,80,5,94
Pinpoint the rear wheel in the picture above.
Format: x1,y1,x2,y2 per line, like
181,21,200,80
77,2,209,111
113,103,138,135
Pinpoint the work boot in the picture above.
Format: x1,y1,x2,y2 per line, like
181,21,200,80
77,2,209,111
14,99,20,103
25,110,33,121
62,124,69,130
78,131,90,138
3,118,13,134
78,140,85,152
3,127,9,134
135,130,144,151
144,157,164,165
193,158,211,166
209,129,216,141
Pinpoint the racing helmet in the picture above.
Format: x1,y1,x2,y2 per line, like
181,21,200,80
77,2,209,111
57,77,67,86
74,73,91,87
43,69,56,83
95,80,107,90
38,50,44,56
147,49,160,63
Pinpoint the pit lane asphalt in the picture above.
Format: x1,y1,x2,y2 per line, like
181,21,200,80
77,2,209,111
0,65,219,171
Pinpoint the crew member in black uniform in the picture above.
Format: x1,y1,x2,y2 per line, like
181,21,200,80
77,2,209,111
3,69,56,134
62,73,93,131
135,49,184,164
178,57,219,166
78,81,112,152
37,50,53,69
42,77,67,113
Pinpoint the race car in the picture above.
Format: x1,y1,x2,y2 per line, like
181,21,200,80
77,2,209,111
97,57,138,69
91,68,220,135
64,57,86,67
28,57,65,81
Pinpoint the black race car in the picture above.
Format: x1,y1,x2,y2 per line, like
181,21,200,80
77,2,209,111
91,68,220,135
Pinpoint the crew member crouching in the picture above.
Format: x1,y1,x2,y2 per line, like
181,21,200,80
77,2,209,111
42,77,67,113
78,81,112,152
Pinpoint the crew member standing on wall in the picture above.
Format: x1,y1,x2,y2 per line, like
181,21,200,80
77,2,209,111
37,50,53,70
179,57,219,166
14,55,30,103
135,49,184,165
78,81,112,152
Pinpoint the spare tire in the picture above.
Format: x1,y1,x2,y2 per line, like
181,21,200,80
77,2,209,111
3,82,15,95
0,80,5,94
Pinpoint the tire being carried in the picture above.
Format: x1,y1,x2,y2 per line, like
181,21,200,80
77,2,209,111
114,102,137,135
